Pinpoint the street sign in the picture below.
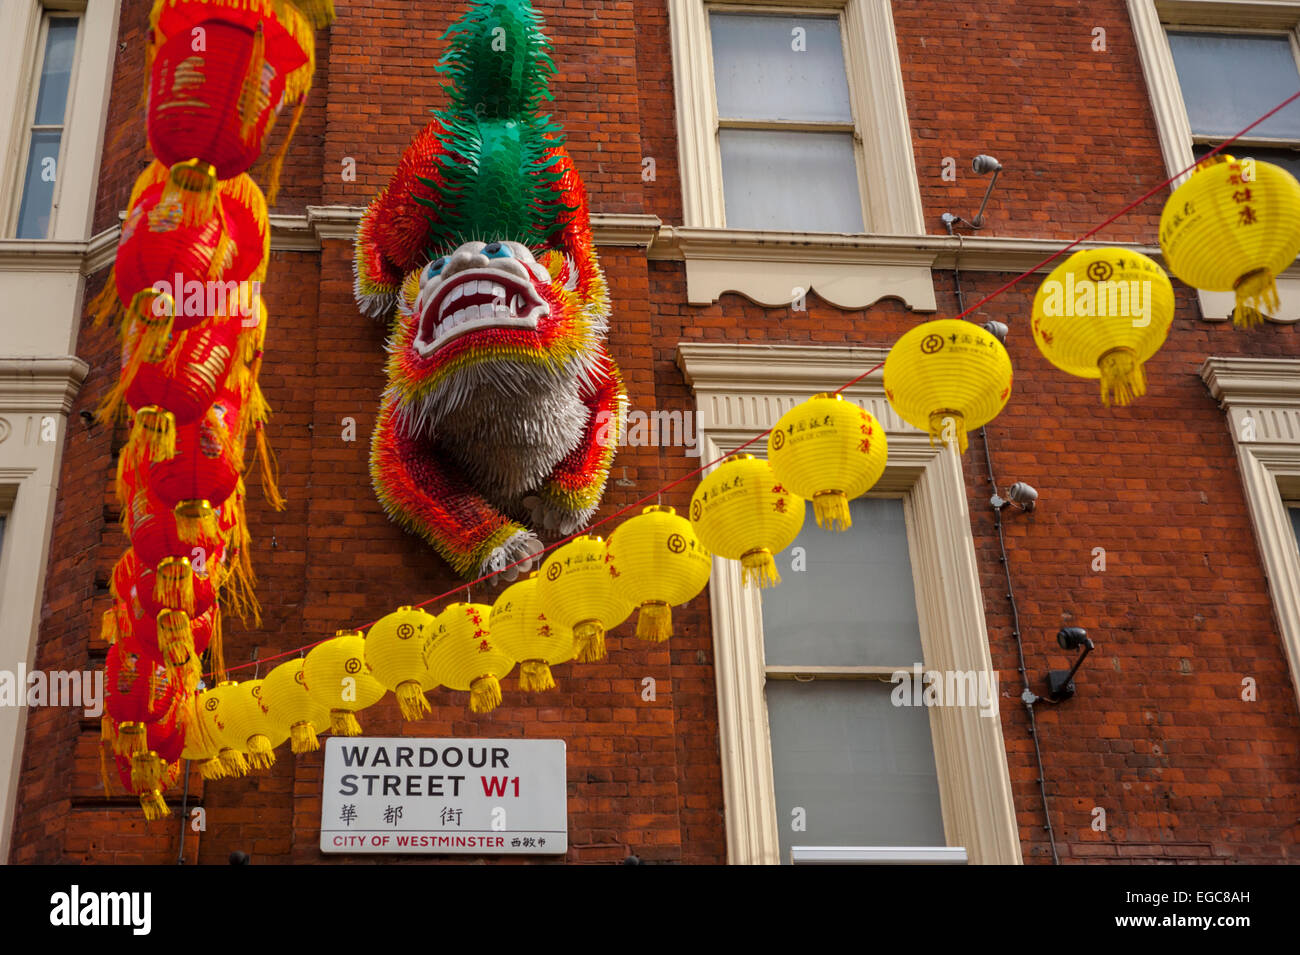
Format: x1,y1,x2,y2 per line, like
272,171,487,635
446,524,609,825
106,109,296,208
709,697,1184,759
319,736,567,855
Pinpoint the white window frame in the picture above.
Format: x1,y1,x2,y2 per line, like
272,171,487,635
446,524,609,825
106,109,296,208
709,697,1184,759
676,342,1022,865
1128,0,1300,323
668,0,936,311
1200,356,1300,711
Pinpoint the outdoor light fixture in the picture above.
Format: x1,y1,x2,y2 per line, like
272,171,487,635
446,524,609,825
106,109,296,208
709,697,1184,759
1045,627,1094,701
941,154,1004,232
991,481,1038,514
981,320,1008,344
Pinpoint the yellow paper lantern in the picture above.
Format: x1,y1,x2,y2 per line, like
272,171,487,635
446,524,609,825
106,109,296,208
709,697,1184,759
364,606,439,721
303,630,387,736
180,690,228,780
767,394,888,531
688,455,804,589
537,536,634,663
201,682,255,775
424,603,516,713
882,319,1013,454
1159,154,1300,327
1031,248,1175,406
262,658,332,754
489,573,575,691
607,506,711,640
212,679,288,771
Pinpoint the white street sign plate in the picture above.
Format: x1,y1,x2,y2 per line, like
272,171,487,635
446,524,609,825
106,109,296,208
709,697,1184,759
319,737,567,855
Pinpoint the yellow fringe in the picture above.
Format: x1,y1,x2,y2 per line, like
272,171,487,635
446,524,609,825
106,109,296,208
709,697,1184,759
238,21,267,146
124,407,178,464
246,734,276,771
160,160,219,230
87,271,123,329
115,723,148,758
289,0,335,29
812,491,852,532
209,604,227,684
1233,268,1277,329
1098,347,1146,408
395,681,431,721
574,620,607,663
199,757,227,780
928,410,969,455
139,790,170,821
128,160,170,212
740,548,781,589
218,747,249,777
290,721,320,754
174,500,218,545
153,556,196,615
470,675,503,713
635,602,672,642
519,660,555,692
100,608,119,646
156,608,194,667
330,709,362,736
131,751,164,792
98,726,114,799
264,94,306,206
254,423,287,511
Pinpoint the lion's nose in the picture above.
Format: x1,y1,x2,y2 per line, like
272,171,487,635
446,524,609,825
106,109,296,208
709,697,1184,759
439,244,490,280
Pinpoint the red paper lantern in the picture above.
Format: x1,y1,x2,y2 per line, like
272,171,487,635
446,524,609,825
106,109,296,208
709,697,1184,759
111,718,185,821
147,387,245,543
105,639,182,757
135,556,220,620
126,485,229,572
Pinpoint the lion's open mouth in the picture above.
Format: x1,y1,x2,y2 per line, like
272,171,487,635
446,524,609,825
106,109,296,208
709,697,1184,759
414,269,549,355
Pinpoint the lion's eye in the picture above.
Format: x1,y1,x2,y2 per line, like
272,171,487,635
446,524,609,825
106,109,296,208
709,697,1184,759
424,257,448,281
483,242,513,259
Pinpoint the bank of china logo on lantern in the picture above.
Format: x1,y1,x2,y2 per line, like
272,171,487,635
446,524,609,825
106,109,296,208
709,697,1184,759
1036,261,1154,328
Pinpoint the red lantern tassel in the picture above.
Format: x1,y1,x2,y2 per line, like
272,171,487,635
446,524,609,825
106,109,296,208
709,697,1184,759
114,722,147,758
160,160,220,231
100,608,119,646
174,500,218,545
208,605,227,684
153,557,196,614
238,22,267,146
87,271,122,329
139,790,170,821
254,422,286,511
264,94,306,206
131,751,165,792
289,0,335,28
156,609,194,668
123,406,177,464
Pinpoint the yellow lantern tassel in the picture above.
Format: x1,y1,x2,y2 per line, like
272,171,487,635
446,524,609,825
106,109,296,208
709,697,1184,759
290,721,320,754
264,94,307,206
100,714,117,751
87,271,122,329
1098,347,1146,408
161,160,220,229
218,747,248,777
238,22,267,145
139,790,170,821
199,757,227,781
100,608,119,646
812,491,852,532
129,291,175,362
928,410,969,454
208,605,227,685
245,734,276,770
254,422,287,511
740,548,781,589
394,681,431,721
174,500,218,544
131,751,164,792
153,557,196,615
330,709,363,736
636,602,672,642
573,620,607,663
1233,267,1277,329
470,675,503,713
156,609,194,668
98,733,114,798
124,407,177,464
519,660,555,692
115,722,147,758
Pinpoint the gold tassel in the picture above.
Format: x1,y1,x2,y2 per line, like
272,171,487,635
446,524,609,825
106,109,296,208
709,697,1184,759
635,602,673,642
125,407,177,464
1098,347,1146,408
160,160,219,230
245,734,276,770
394,681,431,721
518,660,555,692
153,557,196,615
87,271,122,329
209,605,227,685
129,290,175,362
330,709,362,736
100,608,119,646
928,410,969,454
174,500,218,544
156,609,194,667
812,491,851,532
470,675,503,713
264,94,306,206
289,0,335,29
1233,267,1277,329
115,722,147,758
740,548,781,589
218,747,249,777
573,620,607,663
238,22,267,145
139,790,170,821
254,422,287,511
199,757,227,780
290,721,320,754
131,751,164,792
98,732,114,799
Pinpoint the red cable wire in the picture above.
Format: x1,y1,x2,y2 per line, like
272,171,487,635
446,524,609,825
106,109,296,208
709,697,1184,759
215,90,1300,677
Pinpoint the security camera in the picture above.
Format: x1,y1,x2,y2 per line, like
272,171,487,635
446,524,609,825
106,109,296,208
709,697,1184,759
981,320,1008,344
972,154,1002,174
1056,627,1093,651
1006,482,1038,510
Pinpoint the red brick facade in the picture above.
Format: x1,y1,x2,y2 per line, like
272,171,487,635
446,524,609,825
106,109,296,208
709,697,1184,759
8,0,1299,864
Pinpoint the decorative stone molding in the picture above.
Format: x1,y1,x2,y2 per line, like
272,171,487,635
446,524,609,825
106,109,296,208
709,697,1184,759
676,342,1023,865
0,357,89,415
1200,356,1300,710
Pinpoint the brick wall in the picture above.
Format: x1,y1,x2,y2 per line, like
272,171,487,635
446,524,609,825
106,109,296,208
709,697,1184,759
9,0,1299,864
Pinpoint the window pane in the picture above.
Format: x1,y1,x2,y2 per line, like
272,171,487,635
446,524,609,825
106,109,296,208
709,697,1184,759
1168,32,1300,139
710,13,852,122
16,129,62,239
1192,142,1300,184
767,680,946,863
720,128,863,232
34,18,78,126
762,497,923,667
1290,505,1300,554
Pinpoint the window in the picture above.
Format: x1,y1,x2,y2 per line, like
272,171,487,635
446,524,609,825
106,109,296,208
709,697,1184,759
1289,503,1300,555
762,497,947,862
13,13,80,239
676,341,1022,865
710,12,864,232
1128,0,1300,323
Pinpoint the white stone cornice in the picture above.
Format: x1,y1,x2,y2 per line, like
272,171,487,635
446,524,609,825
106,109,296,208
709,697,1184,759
1201,356,1300,411
0,357,90,415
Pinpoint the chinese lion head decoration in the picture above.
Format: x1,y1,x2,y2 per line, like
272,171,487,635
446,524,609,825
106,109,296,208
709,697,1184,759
353,0,625,580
